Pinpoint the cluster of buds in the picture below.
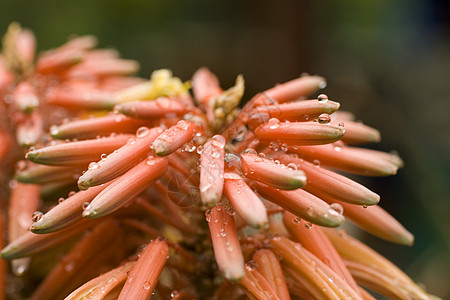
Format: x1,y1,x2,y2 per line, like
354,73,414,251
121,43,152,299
0,23,440,299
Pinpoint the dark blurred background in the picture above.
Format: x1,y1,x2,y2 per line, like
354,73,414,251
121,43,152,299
1,0,449,297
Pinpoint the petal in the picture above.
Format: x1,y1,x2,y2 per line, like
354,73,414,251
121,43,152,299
200,135,225,207
118,239,169,300
191,67,222,105
151,120,199,157
223,172,268,228
16,163,81,184
339,120,381,145
207,206,245,281
51,114,153,140
252,249,290,299
45,85,117,110
240,153,306,190
82,156,168,218
255,120,345,146
291,144,401,176
26,134,132,166
114,97,187,119
78,127,163,190
238,265,281,300
253,183,344,227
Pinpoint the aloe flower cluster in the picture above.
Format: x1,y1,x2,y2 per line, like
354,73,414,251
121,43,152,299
0,23,440,299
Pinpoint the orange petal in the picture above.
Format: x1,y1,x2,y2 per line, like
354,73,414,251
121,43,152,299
238,265,281,300
45,84,117,110
1,218,98,260
77,126,163,190
339,120,381,145
50,114,153,140
30,182,111,234
313,190,413,245
36,46,83,74
200,135,226,207
323,229,432,299
151,120,199,156
8,183,40,241
82,156,168,218
114,97,187,119
291,144,401,176
16,163,82,184
118,239,169,300
206,206,245,281
64,58,139,78
252,249,290,299
252,98,340,122
264,75,326,104
274,153,380,206
12,81,39,113
269,235,361,299
240,153,306,190
223,172,268,228
253,183,344,227
65,261,136,299
192,67,222,105
26,134,132,166
16,111,42,147
255,120,345,146
31,219,121,300
283,211,361,297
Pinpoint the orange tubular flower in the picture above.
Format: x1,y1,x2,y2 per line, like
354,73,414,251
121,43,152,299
0,24,440,299
118,239,169,300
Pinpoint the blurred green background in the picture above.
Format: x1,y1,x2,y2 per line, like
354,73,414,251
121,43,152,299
1,0,449,297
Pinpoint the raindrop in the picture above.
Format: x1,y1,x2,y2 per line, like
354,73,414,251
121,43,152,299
312,159,320,166
269,142,279,151
306,206,313,216
31,211,43,222
318,113,331,124
68,191,76,197
196,145,204,154
280,143,289,152
363,205,368,209
58,197,65,203
170,291,180,298
329,203,344,215
338,122,345,128
305,222,312,229
146,157,156,166
244,148,257,155
211,148,221,158
317,94,328,102
136,126,150,138
211,135,226,148
258,152,266,159
294,217,301,223
82,202,91,211
287,163,297,171
88,162,100,170
100,153,107,160
50,125,59,136
268,118,280,129
143,281,151,290
334,145,342,152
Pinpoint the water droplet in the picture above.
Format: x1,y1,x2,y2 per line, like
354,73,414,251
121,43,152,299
82,202,91,210
100,153,107,160
211,147,221,158
318,113,331,124
146,157,156,165
306,206,313,216
170,290,180,298
244,148,257,155
338,122,345,128
196,145,204,154
268,118,280,129
329,203,343,215
312,159,320,166
334,145,342,152
88,162,100,170
50,125,59,136
136,126,150,138
363,205,368,209
258,152,266,159
280,143,289,152
68,191,76,197
31,211,43,222
287,163,298,171
269,141,279,151
318,94,328,102
143,281,151,290
305,222,312,229
294,217,302,223
58,197,65,203
211,135,226,148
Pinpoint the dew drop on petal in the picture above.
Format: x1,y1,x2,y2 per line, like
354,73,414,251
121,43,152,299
196,145,204,154
244,148,257,155
58,197,65,203
211,135,226,148
363,205,368,209
50,125,59,136
313,159,320,166
88,162,100,170
136,126,150,138
31,211,43,222
329,203,344,215
306,206,313,216
100,153,107,160
268,118,280,129
82,202,91,211
294,217,302,223
318,113,331,124
287,163,297,171
318,94,328,102
143,281,151,290
305,222,312,229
